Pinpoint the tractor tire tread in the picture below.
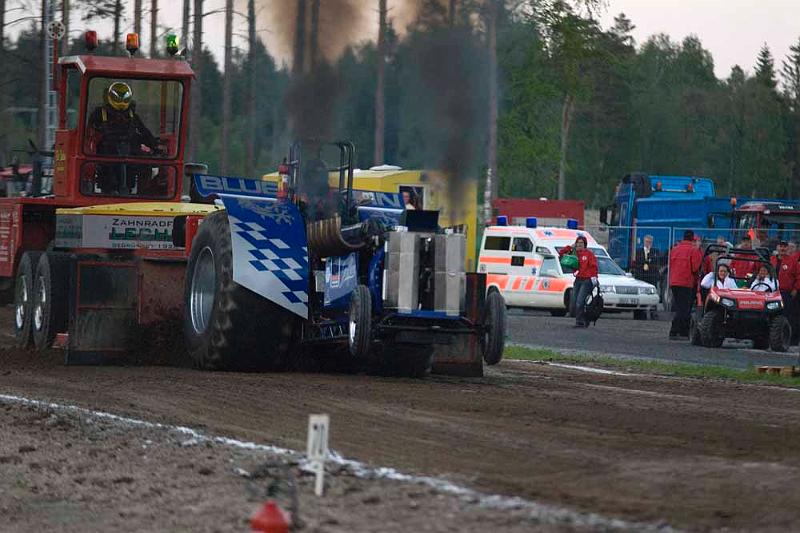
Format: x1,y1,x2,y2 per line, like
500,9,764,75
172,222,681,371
184,211,296,371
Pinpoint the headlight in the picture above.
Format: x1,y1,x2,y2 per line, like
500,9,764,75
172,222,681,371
720,298,736,308
767,301,782,311
639,286,656,295
600,285,614,293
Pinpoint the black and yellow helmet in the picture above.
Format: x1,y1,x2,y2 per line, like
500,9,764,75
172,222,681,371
106,82,133,111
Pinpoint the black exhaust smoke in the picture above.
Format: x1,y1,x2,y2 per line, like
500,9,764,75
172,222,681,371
407,21,486,220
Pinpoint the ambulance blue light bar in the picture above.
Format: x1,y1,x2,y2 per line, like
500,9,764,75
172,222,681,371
497,216,508,226
526,217,537,228
566,218,578,229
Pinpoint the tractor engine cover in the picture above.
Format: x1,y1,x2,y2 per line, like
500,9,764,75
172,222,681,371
383,231,465,316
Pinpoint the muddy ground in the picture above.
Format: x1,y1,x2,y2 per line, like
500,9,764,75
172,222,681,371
2,308,800,531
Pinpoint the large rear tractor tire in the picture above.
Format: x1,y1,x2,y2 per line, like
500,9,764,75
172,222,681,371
483,290,506,365
183,211,298,371
348,285,372,360
14,251,42,349
769,315,791,353
32,253,71,352
698,308,724,348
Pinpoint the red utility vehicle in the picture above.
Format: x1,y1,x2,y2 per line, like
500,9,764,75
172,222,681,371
689,245,790,351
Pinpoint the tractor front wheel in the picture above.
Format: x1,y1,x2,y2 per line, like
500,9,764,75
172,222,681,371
183,210,298,371
32,253,71,352
483,290,506,365
348,285,372,360
769,315,791,352
14,251,42,349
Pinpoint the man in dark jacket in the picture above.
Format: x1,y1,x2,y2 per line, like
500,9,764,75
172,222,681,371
668,230,703,338
634,234,662,286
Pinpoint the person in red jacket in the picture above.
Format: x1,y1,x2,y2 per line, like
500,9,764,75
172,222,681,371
729,235,757,282
772,241,800,343
668,230,703,338
559,235,598,328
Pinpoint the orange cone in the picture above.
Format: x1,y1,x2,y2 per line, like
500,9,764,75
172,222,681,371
250,500,290,533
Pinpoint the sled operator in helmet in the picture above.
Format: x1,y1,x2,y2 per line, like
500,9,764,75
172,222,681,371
85,82,163,195
86,82,160,157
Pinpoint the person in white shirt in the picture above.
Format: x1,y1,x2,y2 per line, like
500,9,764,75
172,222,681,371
700,264,738,290
750,264,778,292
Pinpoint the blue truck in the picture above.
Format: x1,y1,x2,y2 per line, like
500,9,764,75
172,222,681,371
600,172,800,305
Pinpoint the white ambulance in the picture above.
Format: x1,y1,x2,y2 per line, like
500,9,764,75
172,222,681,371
478,219,659,318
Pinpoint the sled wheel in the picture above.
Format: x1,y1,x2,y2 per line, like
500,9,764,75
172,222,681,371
184,210,298,371
32,253,71,352
698,309,724,348
769,315,791,352
14,251,43,349
482,290,506,365
348,285,372,359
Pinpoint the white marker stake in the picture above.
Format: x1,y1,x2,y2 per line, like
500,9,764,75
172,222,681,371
306,414,330,496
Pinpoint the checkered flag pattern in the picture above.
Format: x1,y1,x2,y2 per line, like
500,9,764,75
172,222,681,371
231,219,309,304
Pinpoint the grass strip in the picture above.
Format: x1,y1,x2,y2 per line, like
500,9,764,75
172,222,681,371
505,345,800,389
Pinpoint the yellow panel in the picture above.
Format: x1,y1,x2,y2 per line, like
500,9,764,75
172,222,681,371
56,202,221,217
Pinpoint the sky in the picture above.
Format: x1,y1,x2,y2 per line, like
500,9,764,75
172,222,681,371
599,0,799,79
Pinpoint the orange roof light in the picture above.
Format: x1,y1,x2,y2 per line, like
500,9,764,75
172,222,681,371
126,33,140,56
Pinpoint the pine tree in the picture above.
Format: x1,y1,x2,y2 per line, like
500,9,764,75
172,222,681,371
755,43,777,89
783,37,800,108
610,13,635,47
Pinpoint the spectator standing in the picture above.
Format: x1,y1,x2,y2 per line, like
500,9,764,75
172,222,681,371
668,230,703,339
772,241,800,344
730,235,756,281
559,236,598,328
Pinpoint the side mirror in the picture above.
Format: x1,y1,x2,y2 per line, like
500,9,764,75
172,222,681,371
600,207,608,225
625,272,633,278
544,269,559,278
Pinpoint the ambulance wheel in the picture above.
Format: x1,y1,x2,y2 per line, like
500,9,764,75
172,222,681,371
566,290,576,317
483,290,506,365
14,251,42,349
633,310,648,320
184,210,298,371
550,309,567,317
32,253,71,352
348,285,372,359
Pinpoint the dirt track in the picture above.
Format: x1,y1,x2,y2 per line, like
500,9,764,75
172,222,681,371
3,309,800,532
